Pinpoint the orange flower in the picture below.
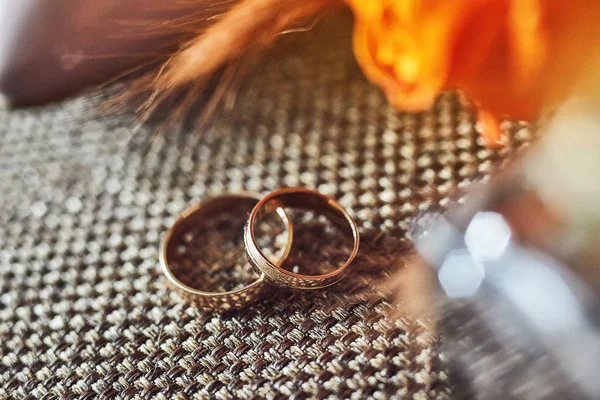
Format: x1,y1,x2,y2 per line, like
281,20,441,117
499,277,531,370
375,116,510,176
345,0,600,145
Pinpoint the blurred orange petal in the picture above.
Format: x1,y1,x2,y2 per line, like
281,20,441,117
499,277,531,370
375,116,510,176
477,109,505,148
346,0,600,145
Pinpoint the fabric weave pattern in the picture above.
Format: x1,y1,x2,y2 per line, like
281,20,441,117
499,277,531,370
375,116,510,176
0,13,533,399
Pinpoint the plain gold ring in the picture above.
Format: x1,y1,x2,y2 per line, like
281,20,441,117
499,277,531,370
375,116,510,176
160,193,292,310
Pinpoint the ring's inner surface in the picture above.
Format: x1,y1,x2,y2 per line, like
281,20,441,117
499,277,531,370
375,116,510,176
166,197,289,292
253,193,355,277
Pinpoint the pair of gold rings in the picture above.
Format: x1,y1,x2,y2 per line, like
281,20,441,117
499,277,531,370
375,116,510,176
159,187,360,310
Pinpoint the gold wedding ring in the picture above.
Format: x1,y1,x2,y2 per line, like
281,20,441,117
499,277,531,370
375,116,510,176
244,187,360,290
159,193,292,310
160,188,360,310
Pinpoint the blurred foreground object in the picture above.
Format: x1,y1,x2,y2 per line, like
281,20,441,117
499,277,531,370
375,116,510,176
0,0,337,106
0,0,222,105
347,0,600,145
3,1,599,148
413,96,600,398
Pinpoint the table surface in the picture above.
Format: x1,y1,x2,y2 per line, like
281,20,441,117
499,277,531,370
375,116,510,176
0,12,533,400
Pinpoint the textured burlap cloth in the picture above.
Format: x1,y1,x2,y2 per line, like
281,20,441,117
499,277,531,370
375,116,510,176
0,13,533,399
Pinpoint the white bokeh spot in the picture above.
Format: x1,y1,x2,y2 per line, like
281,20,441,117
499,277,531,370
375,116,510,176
438,249,485,298
465,211,512,261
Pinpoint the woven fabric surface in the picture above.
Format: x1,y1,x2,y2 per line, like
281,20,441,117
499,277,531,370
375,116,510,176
0,12,534,400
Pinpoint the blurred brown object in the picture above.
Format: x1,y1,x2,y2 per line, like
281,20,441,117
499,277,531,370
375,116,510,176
0,0,221,105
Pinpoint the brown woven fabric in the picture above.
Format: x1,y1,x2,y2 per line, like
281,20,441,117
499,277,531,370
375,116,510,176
0,12,534,399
